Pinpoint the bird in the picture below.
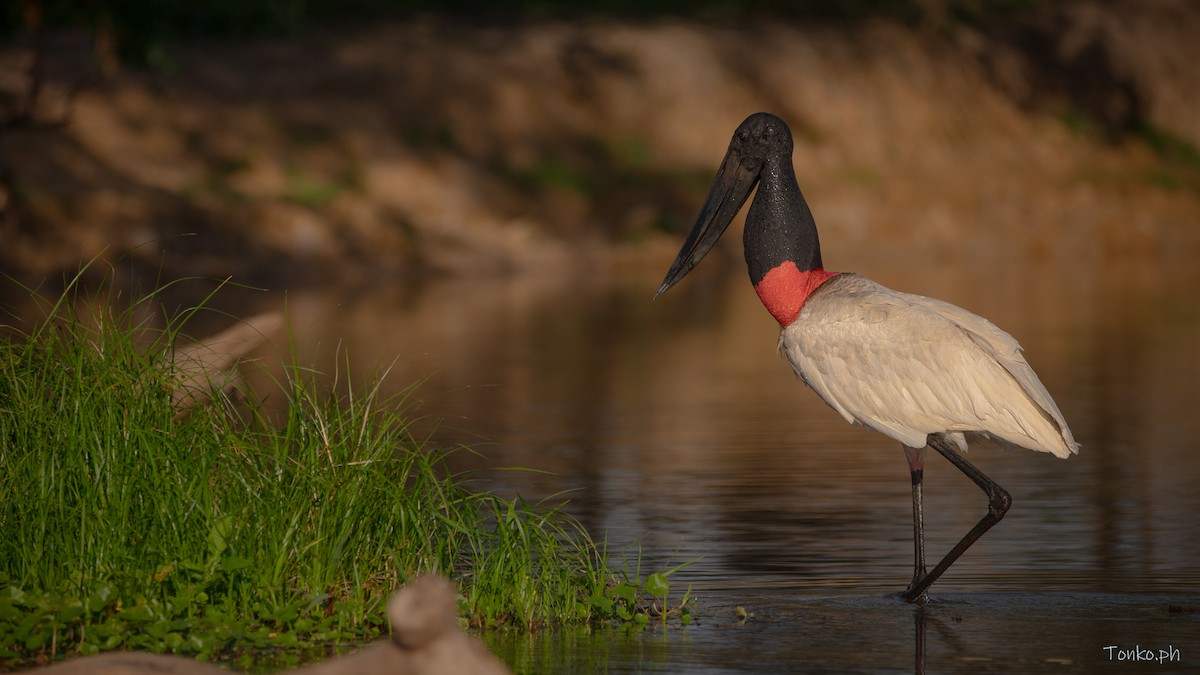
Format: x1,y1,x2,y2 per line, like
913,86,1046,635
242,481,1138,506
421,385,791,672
655,112,1079,603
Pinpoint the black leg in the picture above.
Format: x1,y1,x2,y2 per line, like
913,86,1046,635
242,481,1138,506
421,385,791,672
903,445,928,603
914,605,927,675
901,434,1012,603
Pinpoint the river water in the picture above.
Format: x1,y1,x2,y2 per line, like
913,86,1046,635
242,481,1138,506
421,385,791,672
219,247,1196,673
14,247,1199,672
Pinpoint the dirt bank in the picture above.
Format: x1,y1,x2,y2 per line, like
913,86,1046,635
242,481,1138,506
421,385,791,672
1,1,1197,287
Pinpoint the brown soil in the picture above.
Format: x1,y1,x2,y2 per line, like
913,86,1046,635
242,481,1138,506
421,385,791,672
1,1,1198,288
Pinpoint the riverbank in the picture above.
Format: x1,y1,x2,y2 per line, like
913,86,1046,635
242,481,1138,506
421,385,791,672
0,1,1197,290
0,280,686,669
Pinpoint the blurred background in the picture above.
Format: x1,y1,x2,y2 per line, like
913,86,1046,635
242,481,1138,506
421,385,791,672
2,1,1199,671
1,0,1198,287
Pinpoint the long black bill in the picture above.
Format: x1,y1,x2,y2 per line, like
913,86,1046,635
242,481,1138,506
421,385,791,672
654,149,761,298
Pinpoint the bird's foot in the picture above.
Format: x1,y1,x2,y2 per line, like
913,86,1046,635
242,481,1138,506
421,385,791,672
902,570,930,604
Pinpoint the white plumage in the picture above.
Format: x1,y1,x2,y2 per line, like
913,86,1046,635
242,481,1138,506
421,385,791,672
780,273,1079,459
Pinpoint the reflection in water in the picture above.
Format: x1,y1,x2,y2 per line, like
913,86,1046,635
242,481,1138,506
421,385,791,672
482,590,1198,674
217,252,1200,598
263,252,1194,672
5,251,1198,671
915,606,927,675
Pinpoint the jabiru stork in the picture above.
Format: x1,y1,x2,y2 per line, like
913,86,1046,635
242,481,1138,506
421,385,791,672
656,112,1079,602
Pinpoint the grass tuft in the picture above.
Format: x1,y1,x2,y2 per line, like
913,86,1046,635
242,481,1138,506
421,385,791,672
0,278,690,667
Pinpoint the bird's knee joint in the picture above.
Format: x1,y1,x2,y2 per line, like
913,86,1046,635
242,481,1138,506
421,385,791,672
989,488,1012,518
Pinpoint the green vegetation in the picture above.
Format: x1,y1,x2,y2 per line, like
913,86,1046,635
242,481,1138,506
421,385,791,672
1137,124,1200,194
1056,109,1102,138
0,278,692,668
1136,123,1200,193
508,155,591,197
488,135,716,242
1136,124,1200,168
283,166,354,208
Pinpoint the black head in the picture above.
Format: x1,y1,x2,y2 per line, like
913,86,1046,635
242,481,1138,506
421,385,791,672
655,113,797,297
728,112,794,172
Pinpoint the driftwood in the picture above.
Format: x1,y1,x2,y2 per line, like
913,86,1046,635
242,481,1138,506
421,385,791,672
26,575,511,675
169,312,283,411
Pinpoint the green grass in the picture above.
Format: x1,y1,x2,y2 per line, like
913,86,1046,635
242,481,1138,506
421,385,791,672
283,165,362,208
1135,123,1200,194
0,277,691,668
1136,123,1200,168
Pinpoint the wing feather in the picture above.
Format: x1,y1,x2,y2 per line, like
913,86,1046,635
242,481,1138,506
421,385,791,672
781,274,1079,457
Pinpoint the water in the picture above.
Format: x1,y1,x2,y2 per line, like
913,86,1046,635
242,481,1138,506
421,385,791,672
253,254,1200,586
237,250,1198,672
11,250,1198,671
484,591,1198,673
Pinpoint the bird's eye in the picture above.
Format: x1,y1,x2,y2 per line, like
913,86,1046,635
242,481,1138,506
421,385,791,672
737,131,749,143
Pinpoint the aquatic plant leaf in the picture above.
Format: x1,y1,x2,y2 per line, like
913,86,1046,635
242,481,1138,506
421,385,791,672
57,600,85,623
645,572,669,597
85,584,116,613
121,604,157,622
589,592,613,614
608,583,636,603
0,600,19,621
